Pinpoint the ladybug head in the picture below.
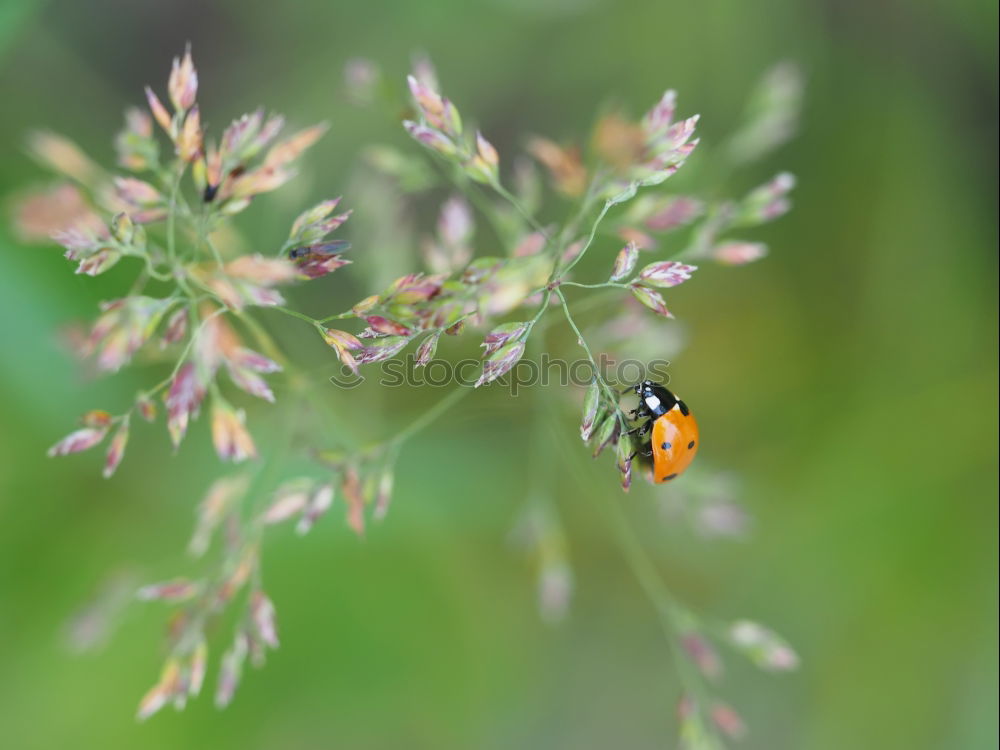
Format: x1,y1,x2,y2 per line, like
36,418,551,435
633,380,676,415
633,379,659,397
632,380,669,399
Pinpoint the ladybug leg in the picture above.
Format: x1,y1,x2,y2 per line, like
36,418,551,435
637,421,654,456
624,419,652,438
628,434,654,458
629,398,652,419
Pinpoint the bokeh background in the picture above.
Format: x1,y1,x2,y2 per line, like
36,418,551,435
0,0,996,748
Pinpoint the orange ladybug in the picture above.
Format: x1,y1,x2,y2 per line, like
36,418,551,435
631,380,699,482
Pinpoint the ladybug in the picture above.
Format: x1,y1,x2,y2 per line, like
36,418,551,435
629,380,699,483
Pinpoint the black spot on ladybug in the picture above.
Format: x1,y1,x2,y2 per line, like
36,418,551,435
688,440,695,449
678,400,690,417
661,441,671,450
663,473,678,481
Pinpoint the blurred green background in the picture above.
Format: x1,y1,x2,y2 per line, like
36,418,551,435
0,0,996,748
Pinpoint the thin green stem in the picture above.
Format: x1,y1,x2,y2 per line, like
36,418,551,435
422,144,548,241
269,305,324,329
597,495,714,710
166,165,185,263
553,170,606,247
317,310,356,324
525,289,553,332
174,270,199,301
557,199,612,279
528,288,616,335
422,155,510,244
140,306,227,399
143,259,175,283
115,249,174,283
386,384,471,448
465,178,512,242
553,286,621,420
491,180,548,237
200,209,224,267
558,280,630,291
231,309,290,370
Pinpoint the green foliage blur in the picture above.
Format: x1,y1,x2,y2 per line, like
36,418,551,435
0,0,996,748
